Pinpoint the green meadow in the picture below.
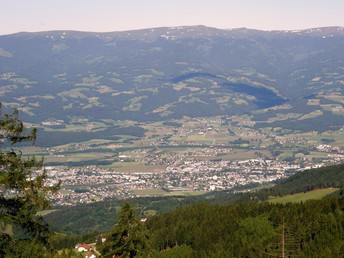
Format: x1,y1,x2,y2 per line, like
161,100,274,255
268,188,339,204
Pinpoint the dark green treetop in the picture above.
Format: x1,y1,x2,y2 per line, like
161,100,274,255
99,202,151,258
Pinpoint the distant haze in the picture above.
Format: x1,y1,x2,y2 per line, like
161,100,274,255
1,0,344,35
1,25,343,132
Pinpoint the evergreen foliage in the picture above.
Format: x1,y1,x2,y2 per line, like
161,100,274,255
0,103,60,257
99,202,151,257
146,197,344,257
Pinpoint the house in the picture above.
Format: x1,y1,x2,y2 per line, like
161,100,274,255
85,252,96,258
75,243,92,252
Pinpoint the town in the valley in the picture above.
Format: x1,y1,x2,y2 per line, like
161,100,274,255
16,116,344,206
46,140,344,206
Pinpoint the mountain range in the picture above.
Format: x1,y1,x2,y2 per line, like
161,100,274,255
0,25,343,130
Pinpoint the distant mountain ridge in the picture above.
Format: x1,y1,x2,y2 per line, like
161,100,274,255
0,25,343,130
9,25,344,38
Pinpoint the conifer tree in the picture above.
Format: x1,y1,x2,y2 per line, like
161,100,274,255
100,202,151,257
0,103,60,256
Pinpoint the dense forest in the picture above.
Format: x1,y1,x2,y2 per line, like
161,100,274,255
141,164,344,257
145,198,344,257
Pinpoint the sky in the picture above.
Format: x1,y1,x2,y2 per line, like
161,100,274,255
1,0,343,35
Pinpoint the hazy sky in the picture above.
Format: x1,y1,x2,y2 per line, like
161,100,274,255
1,0,343,35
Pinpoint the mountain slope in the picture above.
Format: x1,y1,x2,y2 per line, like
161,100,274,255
0,26,343,127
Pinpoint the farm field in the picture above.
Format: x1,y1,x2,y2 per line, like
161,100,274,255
268,188,339,204
14,115,344,174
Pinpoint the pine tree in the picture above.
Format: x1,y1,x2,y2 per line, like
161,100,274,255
100,202,151,257
0,103,60,256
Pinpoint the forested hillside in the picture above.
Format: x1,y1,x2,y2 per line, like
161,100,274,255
227,163,344,203
146,197,344,257
142,164,344,256
45,196,202,234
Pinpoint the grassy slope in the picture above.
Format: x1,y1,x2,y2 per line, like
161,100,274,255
268,188,339,204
